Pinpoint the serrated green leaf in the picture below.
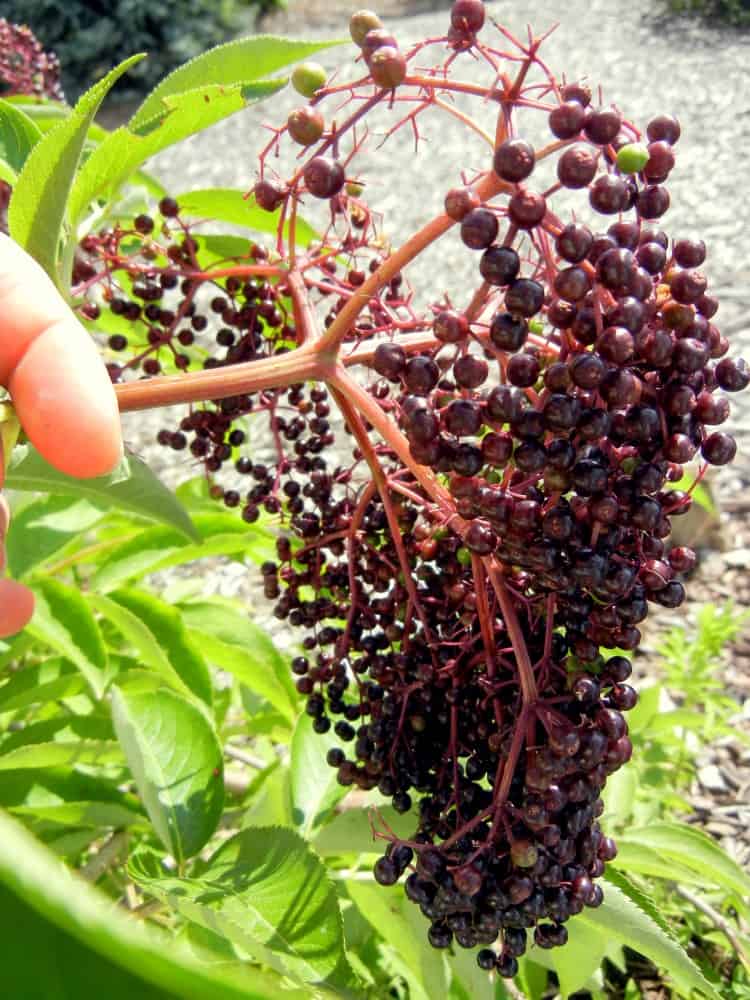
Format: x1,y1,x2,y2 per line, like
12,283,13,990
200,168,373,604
111,686,223,861
96,589,212,706
611,839,707,885
543,914,609,997
0,659,87,712
69,79,284,224
10,800,141,828
0,741,122,771
89,592,209,705
91,513,270,591
174,188,317,247
0,99,42,174
346,881,448,1000
130,827,357,991
619,823,750,897
6,446,198,541
7,494,105,579
8,55,143,287
130,37,340,130
604,869,677,941
0,810,310,999
289,715,348,838
180,599,296,715
312,804,414,856
28,578,108,697
578,882,721,999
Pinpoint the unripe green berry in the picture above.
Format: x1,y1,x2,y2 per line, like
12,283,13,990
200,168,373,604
350,9,383,47
616,142,649,175
291,61,327,98
369,46,406,89
287,107,325,146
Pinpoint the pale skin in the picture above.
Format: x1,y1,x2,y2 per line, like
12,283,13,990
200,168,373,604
0,234,123,637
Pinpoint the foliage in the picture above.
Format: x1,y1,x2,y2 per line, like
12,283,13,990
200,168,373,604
0,465,746,998
1,8,749,999
662,0,750,27
2,0,287,101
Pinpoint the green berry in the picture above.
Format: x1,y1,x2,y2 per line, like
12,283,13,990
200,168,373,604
616,142,649,175
291,61,327,99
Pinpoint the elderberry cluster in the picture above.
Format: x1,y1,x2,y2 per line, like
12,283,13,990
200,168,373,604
0,19,63,235
73,0,748,976
0,19,63,102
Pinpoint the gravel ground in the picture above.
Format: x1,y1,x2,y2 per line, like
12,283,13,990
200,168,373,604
122,0,750,876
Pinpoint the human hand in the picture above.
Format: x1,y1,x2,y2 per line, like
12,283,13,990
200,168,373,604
0,234,123,636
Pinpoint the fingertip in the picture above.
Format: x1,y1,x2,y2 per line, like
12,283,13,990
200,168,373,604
9,320,123,479
0,579,35,638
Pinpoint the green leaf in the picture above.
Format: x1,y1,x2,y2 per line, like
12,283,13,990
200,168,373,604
91,513,271,591
618,823,750,897
130,827,356,990
28,578,108,697
578,881,721,999
0,741,122,771
346,881,448,1000
6,446,198,541
7,494,105,578
174,188,317,247
10,800,141,829
546,915,609,997
0,157,16,185
0,99,42,174
180,599,296,717
111,686,223,862
0,659,87,712
611,840,707,885
69,79,284,224
0,810,310,1000
290,715,348,838
604,869,677,941
312,804,414,856
130,37,341,131
100,589,212,706
8,55,143,287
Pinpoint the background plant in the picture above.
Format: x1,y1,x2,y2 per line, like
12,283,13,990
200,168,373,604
0,2,749,997
1,0,287,101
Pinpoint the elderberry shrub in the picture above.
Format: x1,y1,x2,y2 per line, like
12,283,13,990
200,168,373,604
76,0,747,976
0,20,63,234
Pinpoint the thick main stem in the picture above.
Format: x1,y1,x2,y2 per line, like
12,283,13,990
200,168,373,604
114,342,327,411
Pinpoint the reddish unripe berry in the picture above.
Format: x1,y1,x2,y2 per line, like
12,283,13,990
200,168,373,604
444,186,480,220
287,107,325,146
549,100,586,138
557,145,598,188
158,196,179,218
508,189,547,228
674,237,706,268
460,207,498,249
584,107,622,145
361,28,398,60
493,138,535,182
254,179,286,211
370,46,407,88
702,432,737,465
590,174,629,214
434,310,468,342
303,156,346,199
647,114,681,144
450,0,486,31
637,184,670,219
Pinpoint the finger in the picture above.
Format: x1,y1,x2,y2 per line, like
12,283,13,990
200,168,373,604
0,579,34,637
0,234,122,478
